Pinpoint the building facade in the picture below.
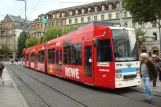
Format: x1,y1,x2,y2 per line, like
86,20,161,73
0,14,30,60
30,0,161,56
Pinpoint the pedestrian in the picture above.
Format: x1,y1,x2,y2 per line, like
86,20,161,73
140,53,157,103
0,61,4,84
151,54,161,87
11,60,14,65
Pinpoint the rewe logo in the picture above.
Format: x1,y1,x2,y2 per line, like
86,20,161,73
65,67,79,79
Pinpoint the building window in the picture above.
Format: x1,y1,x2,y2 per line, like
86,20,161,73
116,2,120,9
141,23,145,28
76,10,78,15
82,9,85,14
52,22,54,27
152,22,157,27
132,23,136,29
95,7,98,12
153,32,157,40
69,11,73,15
88,7,91,12
53,14,55,18
81,17,84,23
88,17,91,22
75,18,78,24
116,12,119,18
124,22,128,27
108,14,112,19
109,4,112,10
94,16,97,21
101,15,104,20
69,19,72,24
124,12,127,18
72,43,82,65
102,5,105,11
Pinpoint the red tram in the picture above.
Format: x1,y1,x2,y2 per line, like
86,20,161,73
23,22,141,89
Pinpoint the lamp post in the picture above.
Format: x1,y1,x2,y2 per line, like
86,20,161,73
138,35,155,55
119,0,123,26
16,0,27,19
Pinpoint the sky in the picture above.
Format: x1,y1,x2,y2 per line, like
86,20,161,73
0,0,103,21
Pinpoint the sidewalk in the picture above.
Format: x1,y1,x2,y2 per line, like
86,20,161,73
0,68,29,107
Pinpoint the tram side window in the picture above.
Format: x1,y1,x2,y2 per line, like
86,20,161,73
48,49,52,63
48,49,55,63
72,43,82,65
52,49,55,63
97,39,113,62
30,52,35,61
63,46,71,64
38,51,44,62
26,53,28,60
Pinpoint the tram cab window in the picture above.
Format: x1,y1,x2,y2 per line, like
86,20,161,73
72,43,82,65
97,39,112,62
38,50,44,62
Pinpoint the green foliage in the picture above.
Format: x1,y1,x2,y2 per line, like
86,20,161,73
25,36,41,48
17,31,28,58
124,0,161,25
0,44,10,54
135,29,145,37
43,26,62,42
43,24,82,42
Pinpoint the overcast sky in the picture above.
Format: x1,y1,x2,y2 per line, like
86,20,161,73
0,0,103,21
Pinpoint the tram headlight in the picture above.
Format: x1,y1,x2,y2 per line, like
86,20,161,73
116,73,122,78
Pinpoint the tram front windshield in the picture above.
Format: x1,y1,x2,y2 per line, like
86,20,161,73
111,28,139,62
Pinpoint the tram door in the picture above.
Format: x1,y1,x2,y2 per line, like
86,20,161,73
84,41,93,85
56,48,62,76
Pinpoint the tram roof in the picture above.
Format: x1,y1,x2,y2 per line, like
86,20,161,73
79,21,121,29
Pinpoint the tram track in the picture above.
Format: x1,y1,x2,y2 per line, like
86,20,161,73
12,66,161,107
8,67,51,107
10,66,88,107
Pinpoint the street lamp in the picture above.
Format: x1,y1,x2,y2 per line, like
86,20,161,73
16,0,27,19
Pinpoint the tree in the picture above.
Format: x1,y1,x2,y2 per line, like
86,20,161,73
43,24,82,42
135,28,145,37
17,31,28,58
124,0,161,26
135,29,145,44
25,36,41,48
43,26,62,42
0,44,10,54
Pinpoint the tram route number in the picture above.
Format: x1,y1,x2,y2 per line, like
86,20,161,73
65,67,79,79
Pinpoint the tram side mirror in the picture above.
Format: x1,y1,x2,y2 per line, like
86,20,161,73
94,38,99,47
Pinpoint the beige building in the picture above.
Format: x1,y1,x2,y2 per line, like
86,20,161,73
0,14,30,60
30,0,161,56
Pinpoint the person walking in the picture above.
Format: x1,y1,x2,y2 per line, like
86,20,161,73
0,61,4,84
140,53,157,103
151,54,161,87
